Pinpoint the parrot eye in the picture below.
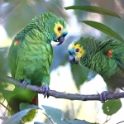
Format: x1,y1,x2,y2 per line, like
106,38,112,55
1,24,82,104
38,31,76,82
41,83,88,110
75,48,80,53
58,27,61,31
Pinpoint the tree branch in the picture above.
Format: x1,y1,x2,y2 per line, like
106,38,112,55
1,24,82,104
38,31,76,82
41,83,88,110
0,74,124,101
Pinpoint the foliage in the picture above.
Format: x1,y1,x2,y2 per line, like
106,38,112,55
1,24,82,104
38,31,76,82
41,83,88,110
71,64,89,88
2,105,38,124
65,5,121,19
65,5,124,42
0,47,9,99
102,99,122,115
82,20,124,42
3,0,66,37
1,104,93,124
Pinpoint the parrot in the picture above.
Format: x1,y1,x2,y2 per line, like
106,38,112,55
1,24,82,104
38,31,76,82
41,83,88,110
68,37,124,101
7,12,68,122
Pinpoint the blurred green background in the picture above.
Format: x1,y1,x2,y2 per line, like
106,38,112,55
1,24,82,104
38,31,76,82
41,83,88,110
0,0,124,124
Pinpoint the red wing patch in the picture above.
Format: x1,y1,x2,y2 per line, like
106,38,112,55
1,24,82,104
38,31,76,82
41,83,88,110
31,96,37,104
107,49,113,57
14,40,19,46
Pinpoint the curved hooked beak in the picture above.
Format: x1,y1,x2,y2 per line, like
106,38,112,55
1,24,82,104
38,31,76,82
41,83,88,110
69,55,78,64
54,33,68,45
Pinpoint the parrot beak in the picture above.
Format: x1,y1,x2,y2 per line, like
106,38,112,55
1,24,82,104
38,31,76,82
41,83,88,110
69,55,78,64
57,35,65,45
54,32,68,45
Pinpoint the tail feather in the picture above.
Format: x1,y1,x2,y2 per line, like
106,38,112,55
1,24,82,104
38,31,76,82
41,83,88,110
7,95,38,123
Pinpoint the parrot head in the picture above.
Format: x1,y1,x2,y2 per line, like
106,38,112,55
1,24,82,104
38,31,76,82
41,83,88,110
53,21,68,45
39,12,68,45
68,37,86,64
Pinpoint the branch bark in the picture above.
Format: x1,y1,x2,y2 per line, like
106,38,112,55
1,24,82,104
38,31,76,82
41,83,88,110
0,74,124,101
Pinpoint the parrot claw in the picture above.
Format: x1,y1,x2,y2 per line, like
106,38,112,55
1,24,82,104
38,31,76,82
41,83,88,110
41,84,50,98
21,80,29,87
99,91,112,103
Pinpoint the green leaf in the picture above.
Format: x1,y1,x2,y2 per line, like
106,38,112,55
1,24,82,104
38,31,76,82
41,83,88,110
64,119,91,124
71,64,89,88
19,103,40,123
2,108,37,124
0,116,8,121
42,105,67,124
65,6,121,19
19,103,40,110
102,99,122,115
82,20,124,42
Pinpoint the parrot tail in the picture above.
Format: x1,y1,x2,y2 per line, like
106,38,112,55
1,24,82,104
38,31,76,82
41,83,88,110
7,94,38,123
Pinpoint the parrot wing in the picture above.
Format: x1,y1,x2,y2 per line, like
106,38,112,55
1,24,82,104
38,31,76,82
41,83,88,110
8,40,19,78
115,59,124,70
100,39,124,71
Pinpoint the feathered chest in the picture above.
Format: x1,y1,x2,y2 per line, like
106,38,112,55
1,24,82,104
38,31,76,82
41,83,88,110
21,40,53,64
16,42,53,79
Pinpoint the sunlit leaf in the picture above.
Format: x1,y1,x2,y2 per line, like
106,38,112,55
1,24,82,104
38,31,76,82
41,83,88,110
2,108,38,124
65,6,121,19
19,103,39,123
102,99,122,115
82,20,124,42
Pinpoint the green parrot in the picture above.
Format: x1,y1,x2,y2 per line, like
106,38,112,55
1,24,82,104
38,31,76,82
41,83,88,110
68,37,124,101
8,12,68,122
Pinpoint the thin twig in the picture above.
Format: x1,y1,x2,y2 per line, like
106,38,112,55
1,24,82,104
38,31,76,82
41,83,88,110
103,116,111,124
1,73,124,101
117,120,124,124
42,112,55,124
0,102,11,113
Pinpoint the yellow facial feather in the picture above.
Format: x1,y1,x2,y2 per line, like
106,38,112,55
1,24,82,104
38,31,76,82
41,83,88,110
68,42,85,61
74,43,85,60
54,22,63,37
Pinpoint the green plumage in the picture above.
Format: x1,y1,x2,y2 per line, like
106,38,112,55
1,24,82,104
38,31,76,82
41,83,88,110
68,37,124,91
8,12,68,121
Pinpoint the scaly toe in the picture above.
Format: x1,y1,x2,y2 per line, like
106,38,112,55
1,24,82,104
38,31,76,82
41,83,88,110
21,80,29,87
41,84,50,98
99,91,112,103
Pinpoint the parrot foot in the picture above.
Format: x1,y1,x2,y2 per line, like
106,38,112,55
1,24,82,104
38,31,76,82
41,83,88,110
41,84,50,98
21,80,29,87
99,91,113,103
